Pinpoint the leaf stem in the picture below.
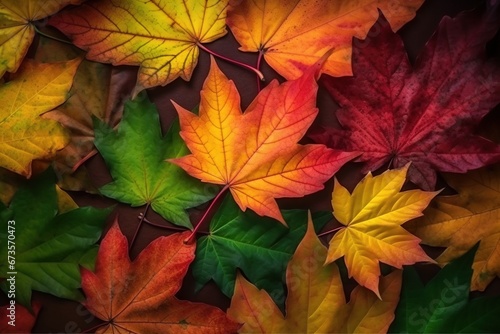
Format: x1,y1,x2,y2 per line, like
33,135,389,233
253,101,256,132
72,149,98,172
197,42,265,81
256,50,264,91
33,25,74,45
318,226,344,238
138,213,209,235
184,186,228,244
130,203,150,250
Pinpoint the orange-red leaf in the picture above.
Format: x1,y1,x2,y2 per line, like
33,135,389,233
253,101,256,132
226,0,424,80
81,220,240,334
170,57,357,223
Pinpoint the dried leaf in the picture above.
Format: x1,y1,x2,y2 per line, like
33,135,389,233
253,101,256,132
34,35,132,191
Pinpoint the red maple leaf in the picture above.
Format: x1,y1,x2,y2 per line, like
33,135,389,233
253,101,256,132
81,220,240,333
312,9,500,190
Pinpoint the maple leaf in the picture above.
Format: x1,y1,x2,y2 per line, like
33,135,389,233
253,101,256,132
170,57,357,223
405,165,500,291
49,0,229,92
82,220,240,334
227,213,402,333
94,93,215,228
226,0,424,80
0,301,40,333
326,164,436,297
0,169,110,308
0,59,81,177
34,34,133,192
312,10,500,190
389,245,500,333
0,0,83,77
192,194,330,309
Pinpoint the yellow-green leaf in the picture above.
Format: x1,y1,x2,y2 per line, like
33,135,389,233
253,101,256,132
50,0,229,92
0,0,83,77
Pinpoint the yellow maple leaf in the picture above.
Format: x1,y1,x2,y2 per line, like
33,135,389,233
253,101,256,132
326,164,437,297
50,0,229,92
227,0,424,80
228,213,402,333
406,165,500,291
0,59,80,177
0,0,83,77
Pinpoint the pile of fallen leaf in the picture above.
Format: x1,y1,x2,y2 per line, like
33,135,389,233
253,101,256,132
1,0,500,333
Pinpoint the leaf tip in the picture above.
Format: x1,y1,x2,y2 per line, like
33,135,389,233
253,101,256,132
207,55,224,79
131,84,145,100
400,162,411,173
306,210,314,232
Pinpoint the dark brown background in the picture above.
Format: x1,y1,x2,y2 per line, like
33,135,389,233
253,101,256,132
3,0,499,332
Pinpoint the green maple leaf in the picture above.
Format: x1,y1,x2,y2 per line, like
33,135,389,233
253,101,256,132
389,244,500,333
94,93,215,228
192,194,330,309
0,169,110,308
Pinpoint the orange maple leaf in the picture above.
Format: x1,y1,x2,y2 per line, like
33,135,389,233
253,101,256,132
326,165,437,297
227,213,402,333
170,57,358,223
226,0,424,80
81,220,240,333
